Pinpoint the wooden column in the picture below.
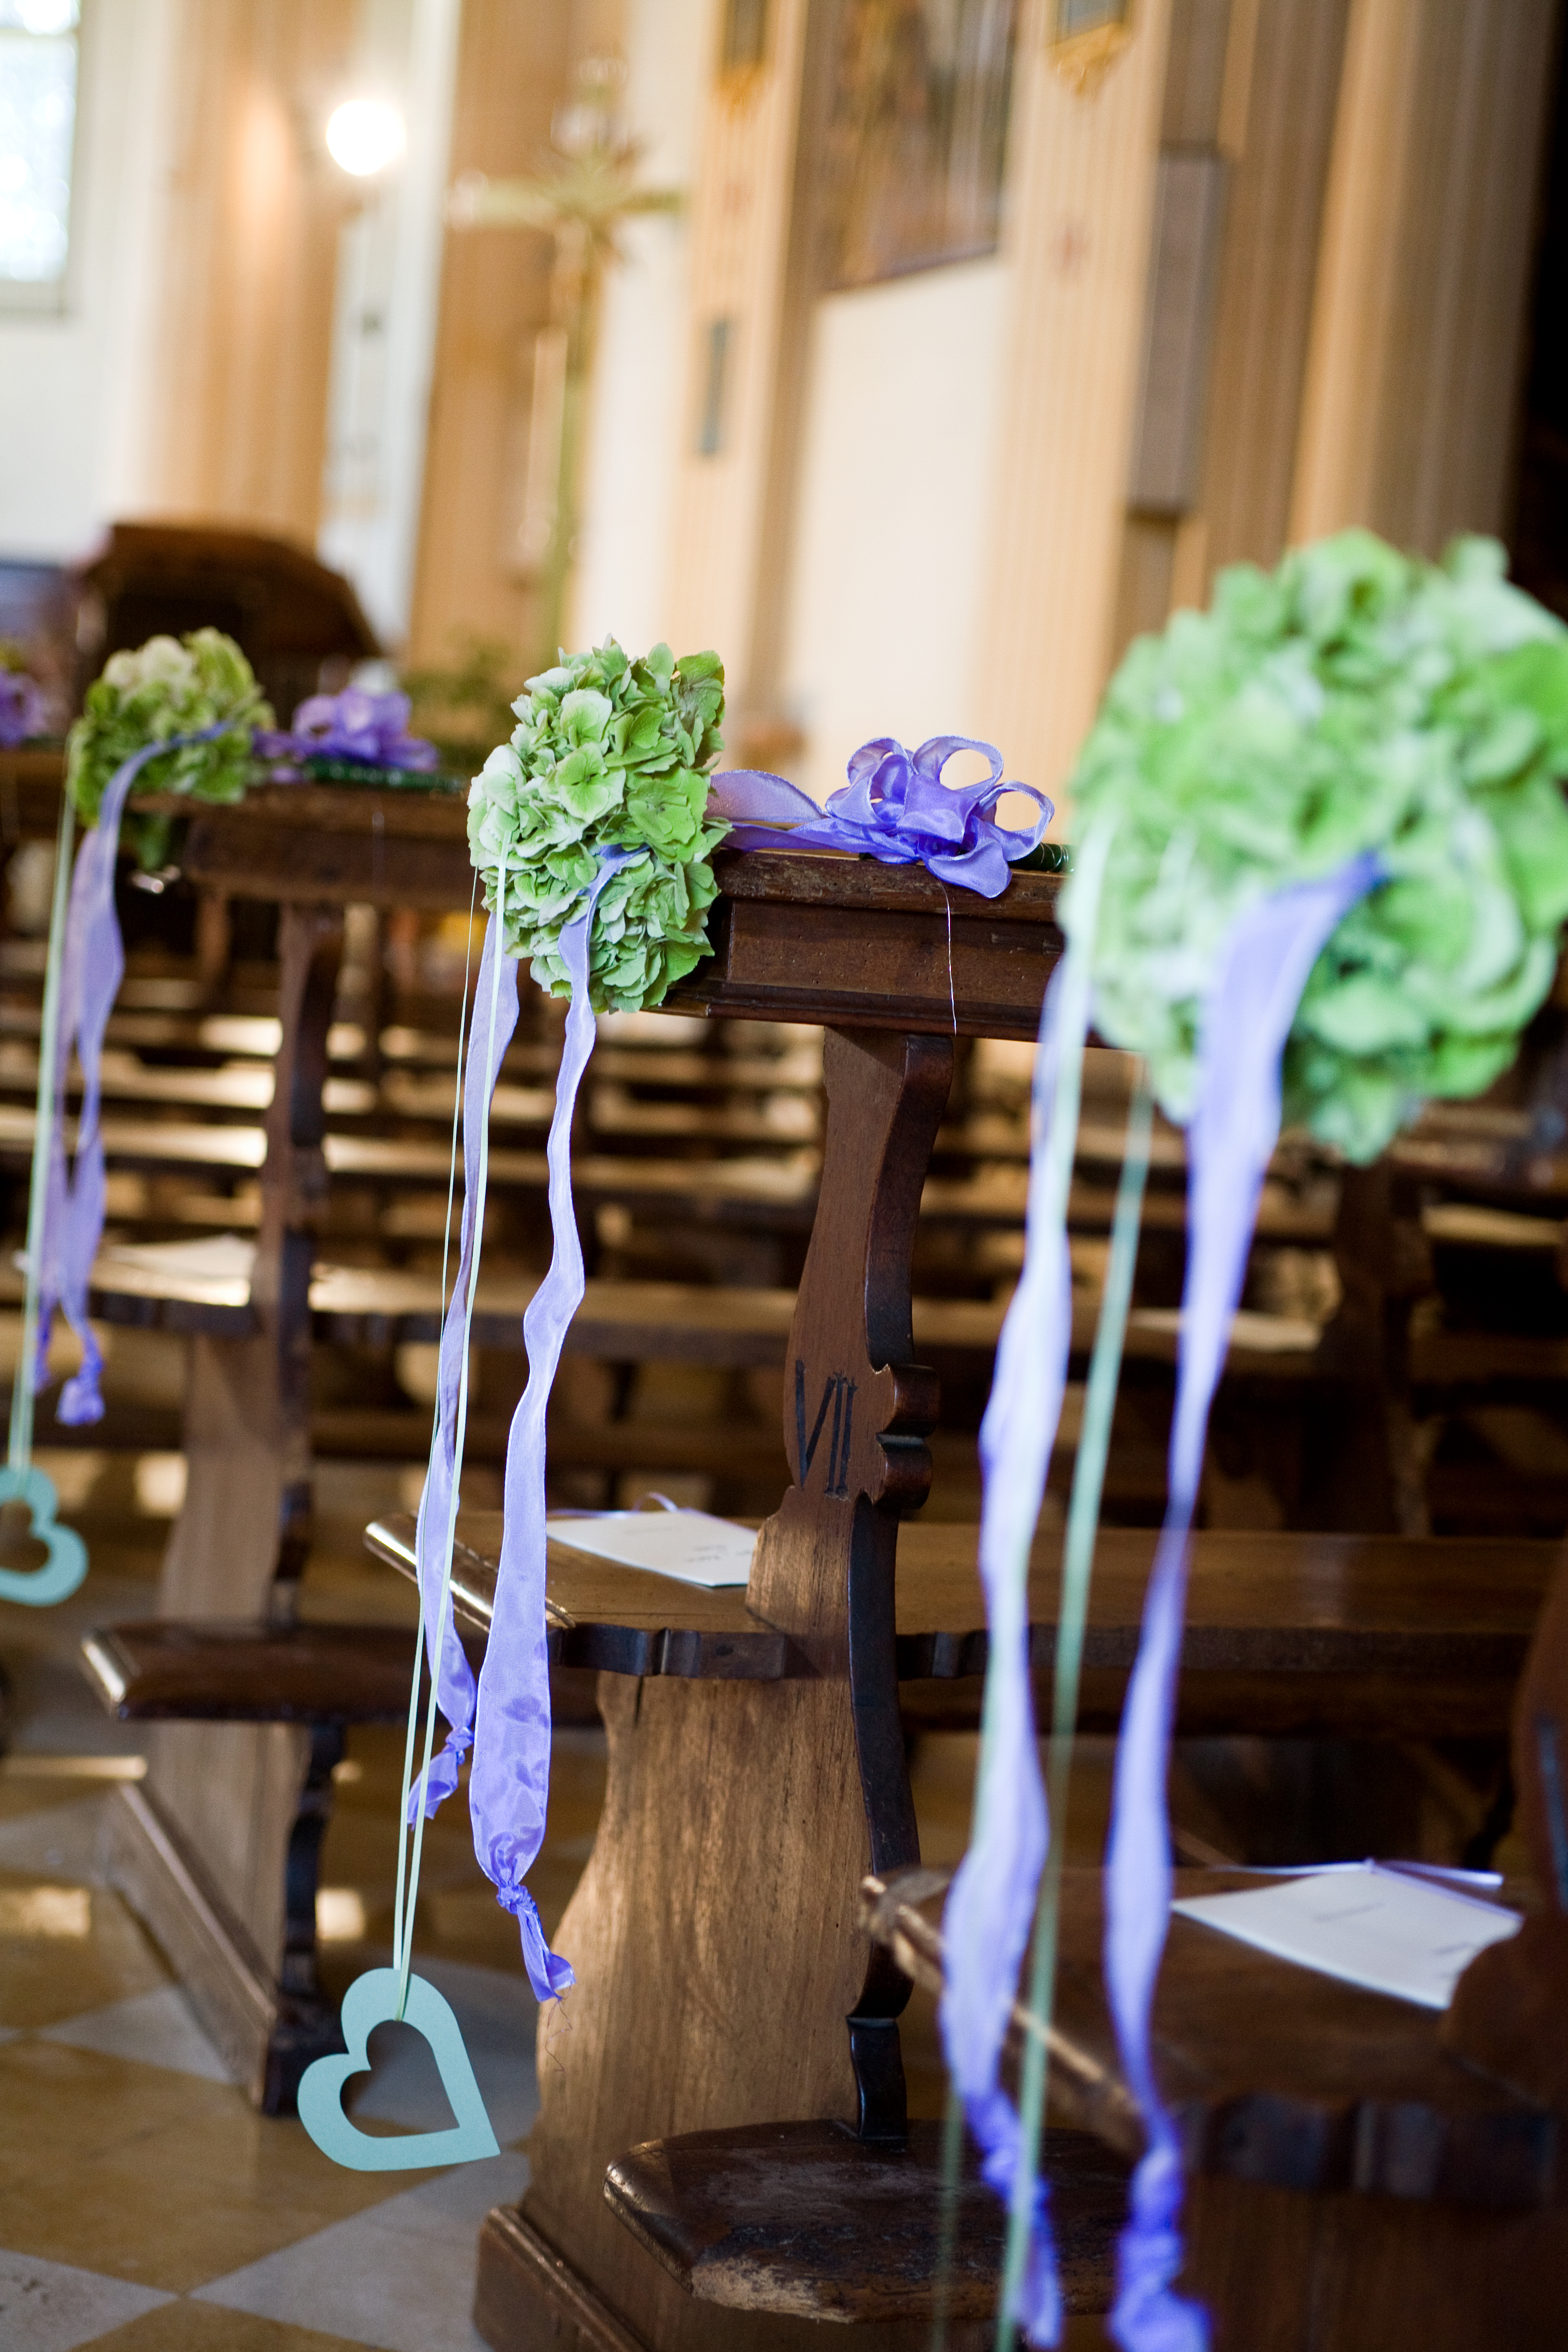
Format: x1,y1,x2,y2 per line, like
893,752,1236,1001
1112,0,1356,652
970,0,1174,807
660,0,813,712
1290,0,1560,552
139,0,359,541
478,1026,954,2351
405,0,576,666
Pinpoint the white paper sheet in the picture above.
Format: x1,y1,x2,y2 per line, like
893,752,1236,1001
543,1509,756,1588
1172,1865,1522,2010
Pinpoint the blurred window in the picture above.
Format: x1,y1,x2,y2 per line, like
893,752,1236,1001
0,0,80,304
820,0,1016,291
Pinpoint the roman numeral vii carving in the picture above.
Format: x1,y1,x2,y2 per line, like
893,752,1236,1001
794,1360,857,1499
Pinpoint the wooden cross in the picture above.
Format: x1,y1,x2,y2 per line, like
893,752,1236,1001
447,58,682,665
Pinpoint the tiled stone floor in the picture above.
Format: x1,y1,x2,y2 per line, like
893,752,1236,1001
0,1442,1096,2349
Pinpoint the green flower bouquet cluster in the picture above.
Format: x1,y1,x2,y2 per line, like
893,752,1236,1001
467,637,728,1012
66,631,271,868
1066,531,1568,1161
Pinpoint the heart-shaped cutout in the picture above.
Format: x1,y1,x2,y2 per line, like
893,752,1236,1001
298,1966,501,2171
0,1464,87,1608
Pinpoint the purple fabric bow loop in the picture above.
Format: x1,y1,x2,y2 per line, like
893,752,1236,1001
709,734,1052,898
407,852,631,2004
37,730,225,1423
256,688,438,774
1103,852,1381,2352
0,670,49,748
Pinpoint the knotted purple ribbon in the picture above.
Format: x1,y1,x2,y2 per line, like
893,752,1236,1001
256,689,438,775
1103,853,1380,2352
37,731,225,1422
408,855,629,2003
939,895,1095,2345
709,736,1051,898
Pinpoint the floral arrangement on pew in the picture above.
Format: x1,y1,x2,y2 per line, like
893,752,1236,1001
0,634,453,1616
296,634,1055,2169
255,685,445,791
940,530,1568,2352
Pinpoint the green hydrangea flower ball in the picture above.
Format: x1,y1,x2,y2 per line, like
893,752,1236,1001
1065,531,1568,1163
66,630,271,869
467,636,729,1013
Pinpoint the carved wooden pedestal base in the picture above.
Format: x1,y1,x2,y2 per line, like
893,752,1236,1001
104,1776,340,2110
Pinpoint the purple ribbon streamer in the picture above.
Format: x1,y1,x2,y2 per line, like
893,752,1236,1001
405,914,520,1817
408,856,629,2003
1104,853,1380,2352
37,731,224,1423
709,735,1052,899
939,952,1086,2346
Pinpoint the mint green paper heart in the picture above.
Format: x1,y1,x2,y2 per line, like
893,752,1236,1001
297,1966,501,2171
0,1465,87,1608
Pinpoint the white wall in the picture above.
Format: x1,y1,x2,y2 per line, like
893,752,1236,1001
0,0,176,559
569,0,717,662
779,258,1010,806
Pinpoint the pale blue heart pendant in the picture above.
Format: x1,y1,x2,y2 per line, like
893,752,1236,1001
0,1464,88,1608
298,1967,501,2171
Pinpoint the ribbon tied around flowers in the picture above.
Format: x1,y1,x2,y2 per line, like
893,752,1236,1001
709,735,1052,899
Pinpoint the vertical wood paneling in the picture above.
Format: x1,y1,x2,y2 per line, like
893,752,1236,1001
1292,0,1559,554
661,0,811,701
970,0,1174,806
405,0,576,664
1198,0,1352,572
142,0,357,542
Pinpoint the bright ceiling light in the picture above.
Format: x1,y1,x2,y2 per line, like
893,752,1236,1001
326,100,405,178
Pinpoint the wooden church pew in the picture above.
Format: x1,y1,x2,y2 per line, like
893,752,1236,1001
379,850,1559,2352
858,1540,1568,2352
362,1509,1554,1746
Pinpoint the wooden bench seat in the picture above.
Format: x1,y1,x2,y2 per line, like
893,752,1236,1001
80,1620,418,1724
587,2119,1125,2327
364,1510,1552,1740
862,1861,1552,2207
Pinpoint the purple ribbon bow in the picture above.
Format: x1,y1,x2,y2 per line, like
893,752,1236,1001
257,689,438,774
36,730,227,1421
709,736,1051,898
0,670,48,748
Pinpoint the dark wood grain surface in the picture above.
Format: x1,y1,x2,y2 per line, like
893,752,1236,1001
663,850,1064,1039
866,1864,1555,2209
364,1509,1553,1737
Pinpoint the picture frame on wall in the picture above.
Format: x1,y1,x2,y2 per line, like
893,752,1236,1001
817,0,1018,291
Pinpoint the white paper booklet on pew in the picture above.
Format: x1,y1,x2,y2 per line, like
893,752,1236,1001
544,1509,756,1588
1172,1864,1522,2010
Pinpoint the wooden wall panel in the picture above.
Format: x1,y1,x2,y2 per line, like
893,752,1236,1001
1199,0,1352,572
1292,0,1560,554
970,0,1174,806
1110,0,1352,658
405,0,576,666
142,0,358,544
